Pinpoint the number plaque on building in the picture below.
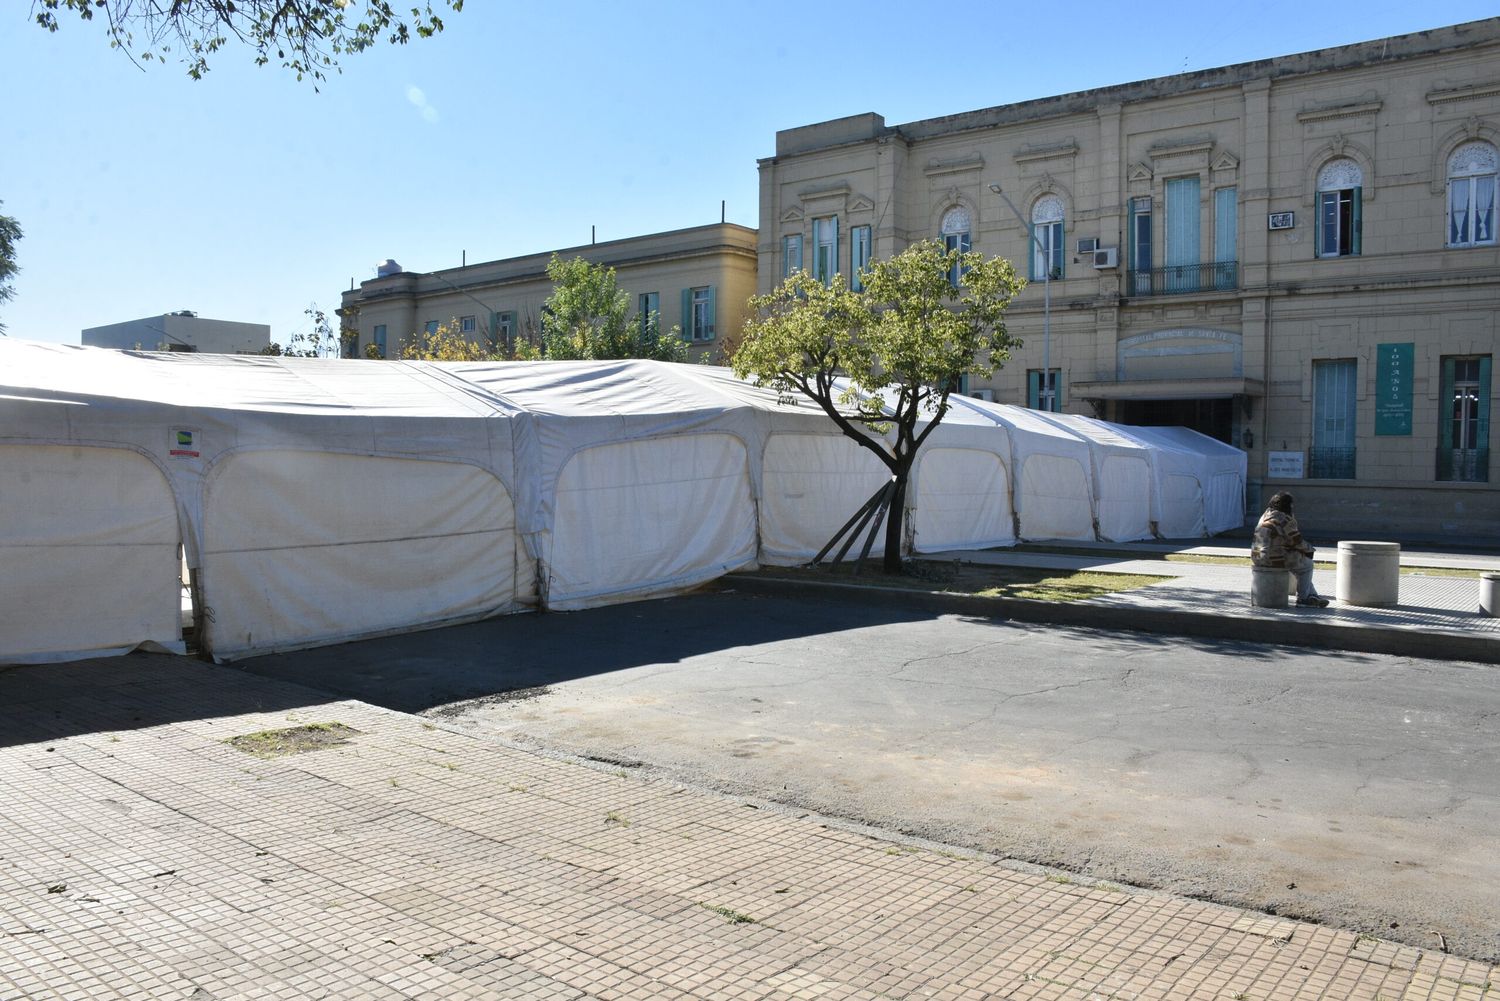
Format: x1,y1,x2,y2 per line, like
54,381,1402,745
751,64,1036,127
1267,212,1295,230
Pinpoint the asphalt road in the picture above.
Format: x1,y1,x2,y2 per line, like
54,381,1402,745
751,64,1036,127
240,589,1500,962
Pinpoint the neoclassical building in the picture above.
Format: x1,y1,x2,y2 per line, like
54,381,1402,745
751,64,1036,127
341,223,758,364
758,19,1499,536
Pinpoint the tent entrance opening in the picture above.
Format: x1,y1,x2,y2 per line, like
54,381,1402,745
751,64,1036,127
1117,399,1231,443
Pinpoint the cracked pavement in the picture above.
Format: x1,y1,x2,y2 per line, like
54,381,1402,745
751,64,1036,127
240,589,1500,963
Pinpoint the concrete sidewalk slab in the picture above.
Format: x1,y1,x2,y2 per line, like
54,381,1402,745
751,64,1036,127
1,656,1495,1000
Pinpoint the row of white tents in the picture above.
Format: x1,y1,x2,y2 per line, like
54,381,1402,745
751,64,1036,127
0,341,1245,665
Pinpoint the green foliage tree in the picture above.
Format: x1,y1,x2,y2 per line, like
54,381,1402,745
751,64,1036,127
540,255,687,363
733,240,1024,572
0,202,21,334
32,0,462,85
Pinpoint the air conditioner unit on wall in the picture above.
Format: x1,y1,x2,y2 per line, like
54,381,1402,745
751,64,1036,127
1076,238,1099,255
1092,247,1119,269
970,389,994,402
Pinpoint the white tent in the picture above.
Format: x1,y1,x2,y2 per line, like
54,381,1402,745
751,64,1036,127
0,343,530,663
911,398,1018,552
0,341,1246,666
961,401,1097,542
1029,412,1155,542
442,360,764,609
1108,424,1247,535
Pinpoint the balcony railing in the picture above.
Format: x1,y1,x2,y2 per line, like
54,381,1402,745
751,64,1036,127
1308,447,1357,479
1437,446,1490,483
1126,261,1238,297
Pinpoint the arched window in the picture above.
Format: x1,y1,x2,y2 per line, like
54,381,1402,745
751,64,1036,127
1316,158,1362,257
940,206,971,285
1447,142,1497,248
1030,195,1065,280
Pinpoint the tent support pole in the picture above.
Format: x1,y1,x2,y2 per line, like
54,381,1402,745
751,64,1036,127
852,482,895,575
810,482,889,567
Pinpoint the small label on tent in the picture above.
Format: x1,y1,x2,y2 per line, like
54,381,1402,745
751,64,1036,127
170,427,200,458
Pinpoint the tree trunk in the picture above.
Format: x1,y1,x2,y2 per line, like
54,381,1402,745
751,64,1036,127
882,473,908,573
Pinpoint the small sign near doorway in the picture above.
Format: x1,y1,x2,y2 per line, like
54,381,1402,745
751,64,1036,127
1267,450,1304,478
1268,212,1295,230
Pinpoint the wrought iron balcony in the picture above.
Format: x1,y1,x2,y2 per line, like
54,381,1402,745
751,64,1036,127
1437,446,1490,483
1125,261,1238,297
1308,447,1357,480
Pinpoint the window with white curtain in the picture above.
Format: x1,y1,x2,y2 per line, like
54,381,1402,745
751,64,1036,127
940,206,971,285
1447,142,1497,248
1029,195,1064,281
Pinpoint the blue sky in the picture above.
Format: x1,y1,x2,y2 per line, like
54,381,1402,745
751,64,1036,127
3,1,1495,346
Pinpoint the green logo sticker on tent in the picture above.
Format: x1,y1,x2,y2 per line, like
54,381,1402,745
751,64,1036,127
170,427,200,458
1375,343,1413,436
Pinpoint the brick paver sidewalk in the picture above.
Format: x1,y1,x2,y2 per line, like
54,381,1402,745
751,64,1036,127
1,656,1493,1000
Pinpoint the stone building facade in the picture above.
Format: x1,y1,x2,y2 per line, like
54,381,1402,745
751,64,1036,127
341,223,758,364
758,19,1499,536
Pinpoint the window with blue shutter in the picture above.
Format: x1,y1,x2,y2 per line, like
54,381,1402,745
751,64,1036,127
1438,355,1491,481
782,234,803,278
1315,160,1363,258
1213,186,1238,290
1311,359,1357,478
684,286,715,341
1027,369,1061,412
850,225,872,291
813,217,838,286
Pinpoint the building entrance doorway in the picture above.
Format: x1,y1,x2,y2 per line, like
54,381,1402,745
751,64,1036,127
1117,398,1233,443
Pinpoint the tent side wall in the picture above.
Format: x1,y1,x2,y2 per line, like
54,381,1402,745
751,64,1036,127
758,432,892,565
544,432,758,610
200,449,527,660
912,445,1016,552
0,443,185,663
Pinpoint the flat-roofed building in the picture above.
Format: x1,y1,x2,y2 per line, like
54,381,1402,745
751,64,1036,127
82,311,271,354
758,19,1500,537
340,223,758,364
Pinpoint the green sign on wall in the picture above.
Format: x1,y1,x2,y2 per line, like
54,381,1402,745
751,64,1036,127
1375,342,1414,436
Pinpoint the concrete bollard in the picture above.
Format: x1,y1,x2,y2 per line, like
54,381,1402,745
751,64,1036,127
1336,541,1400,607
1251,566,1290,608
1481,572,1500,617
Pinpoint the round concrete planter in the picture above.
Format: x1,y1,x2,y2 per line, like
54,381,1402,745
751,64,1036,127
1336,541,1400,607
1481,572,1500,617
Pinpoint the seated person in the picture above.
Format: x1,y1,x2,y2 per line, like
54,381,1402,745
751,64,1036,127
1251,492,1329,607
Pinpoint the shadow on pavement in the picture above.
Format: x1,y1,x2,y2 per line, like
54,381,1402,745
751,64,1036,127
235,589,942,715
0,654,323,748
233,585,1374,718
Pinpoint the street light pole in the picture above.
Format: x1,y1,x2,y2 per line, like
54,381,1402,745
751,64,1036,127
989,184,1053,412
